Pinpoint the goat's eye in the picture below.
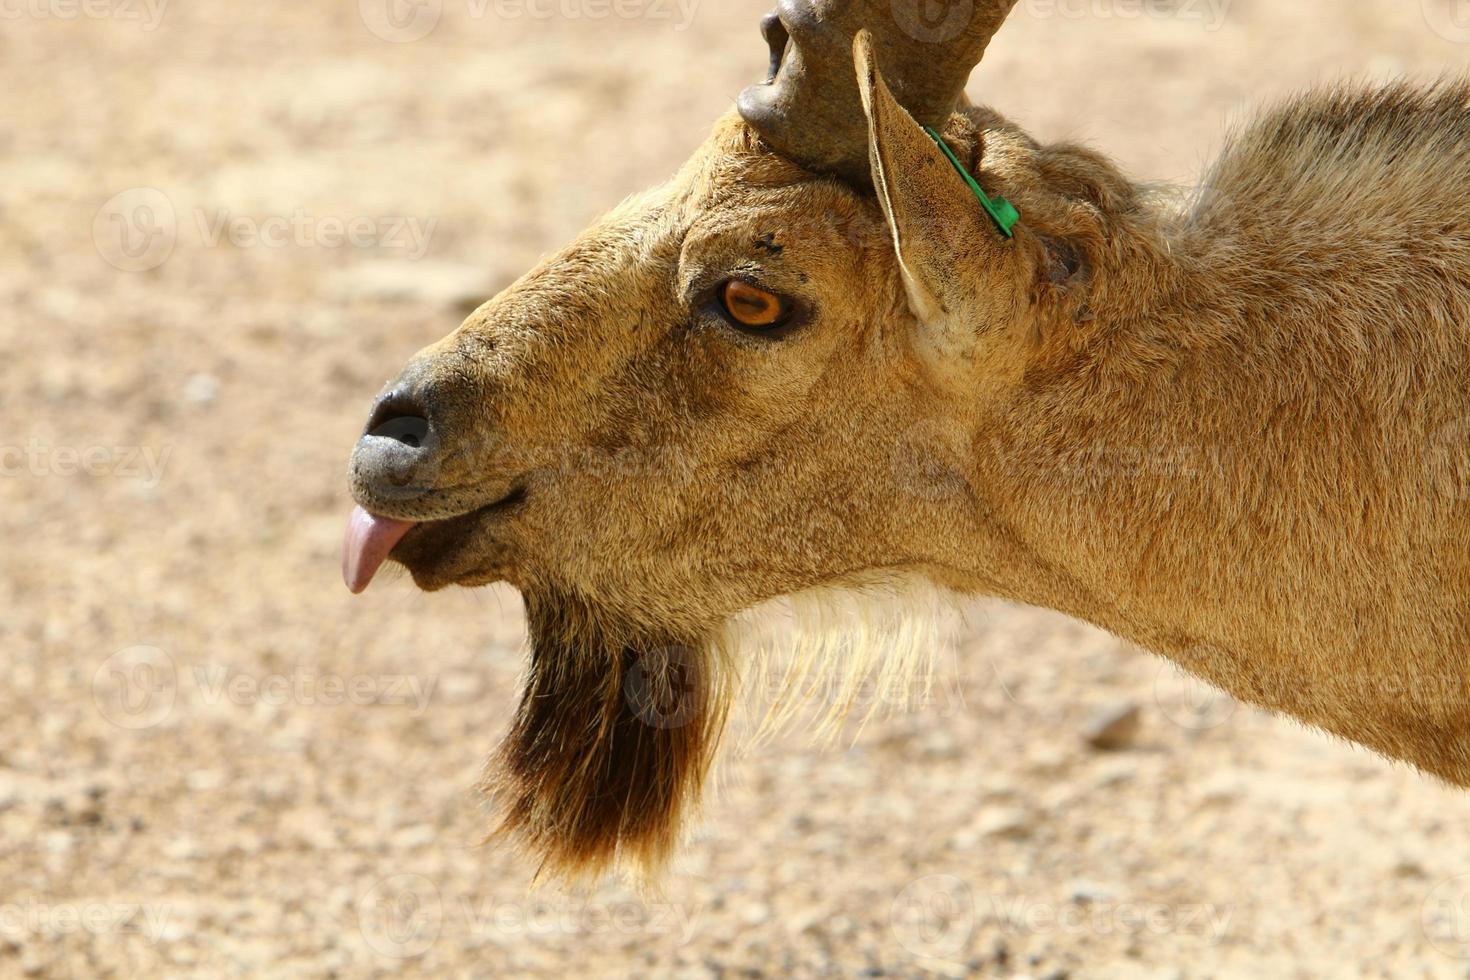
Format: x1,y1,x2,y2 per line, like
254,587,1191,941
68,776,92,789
719,280,790,329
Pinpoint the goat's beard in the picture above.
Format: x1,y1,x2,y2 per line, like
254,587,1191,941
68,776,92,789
481,588,730,879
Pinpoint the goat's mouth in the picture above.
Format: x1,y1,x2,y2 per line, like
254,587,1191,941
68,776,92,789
343,484,527,594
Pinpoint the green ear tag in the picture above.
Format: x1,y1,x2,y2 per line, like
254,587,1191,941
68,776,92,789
921,126,1020,239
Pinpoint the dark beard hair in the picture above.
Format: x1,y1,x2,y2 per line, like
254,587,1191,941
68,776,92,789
481,587,728,878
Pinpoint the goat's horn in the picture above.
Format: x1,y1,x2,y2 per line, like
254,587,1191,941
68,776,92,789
737,0,1019,187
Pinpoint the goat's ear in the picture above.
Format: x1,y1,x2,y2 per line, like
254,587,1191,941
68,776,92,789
854,31,1023,349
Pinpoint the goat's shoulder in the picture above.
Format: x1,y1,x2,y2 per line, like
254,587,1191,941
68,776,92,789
1206,77,1470,222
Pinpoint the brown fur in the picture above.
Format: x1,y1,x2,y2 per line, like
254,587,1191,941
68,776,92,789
483,590,730,877
349,44,1470,876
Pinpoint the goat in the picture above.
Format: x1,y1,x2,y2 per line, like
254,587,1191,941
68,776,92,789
343,0,1470,878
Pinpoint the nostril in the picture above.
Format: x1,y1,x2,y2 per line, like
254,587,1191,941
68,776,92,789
370,415,430,449
365,390,433,450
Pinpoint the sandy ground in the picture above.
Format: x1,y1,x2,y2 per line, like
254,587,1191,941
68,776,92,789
8,0,1470,976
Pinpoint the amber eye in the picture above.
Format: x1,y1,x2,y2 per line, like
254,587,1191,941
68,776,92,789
719,280,789,330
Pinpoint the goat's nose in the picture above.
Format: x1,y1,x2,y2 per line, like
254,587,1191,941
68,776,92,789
352,387,441,498
366,391,432,449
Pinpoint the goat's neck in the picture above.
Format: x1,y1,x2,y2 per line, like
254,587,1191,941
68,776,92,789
961,217,1276,657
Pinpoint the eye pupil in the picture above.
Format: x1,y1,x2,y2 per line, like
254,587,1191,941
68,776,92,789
722,280,785,328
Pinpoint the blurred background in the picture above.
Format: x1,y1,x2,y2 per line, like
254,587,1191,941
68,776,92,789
7,0,1470,976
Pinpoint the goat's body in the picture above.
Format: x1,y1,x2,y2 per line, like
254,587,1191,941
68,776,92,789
350,7,1470,871
969,82,1470,782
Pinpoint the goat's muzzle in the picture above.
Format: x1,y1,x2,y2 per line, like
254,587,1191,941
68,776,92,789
343,384,441,592
349,379,444,504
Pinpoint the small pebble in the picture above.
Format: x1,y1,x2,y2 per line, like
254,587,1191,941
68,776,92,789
183,372,219,405
1083,702,1142,750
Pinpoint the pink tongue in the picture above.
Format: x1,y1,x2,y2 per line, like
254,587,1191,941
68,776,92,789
343,506,417,594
